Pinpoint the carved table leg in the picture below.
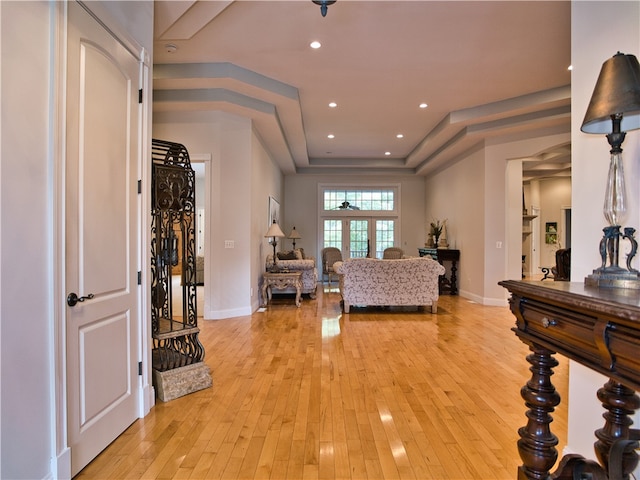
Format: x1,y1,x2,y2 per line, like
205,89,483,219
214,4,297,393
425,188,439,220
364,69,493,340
517,345,561,480
450,259,458,295
294,280,301,307
594,380,640,479
261,282,269,307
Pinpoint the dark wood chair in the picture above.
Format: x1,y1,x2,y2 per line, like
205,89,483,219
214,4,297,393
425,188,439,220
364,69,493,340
552,248,571,281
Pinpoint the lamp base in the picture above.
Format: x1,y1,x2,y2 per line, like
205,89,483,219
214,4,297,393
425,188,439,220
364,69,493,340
585,270,640,289
586,224,640,289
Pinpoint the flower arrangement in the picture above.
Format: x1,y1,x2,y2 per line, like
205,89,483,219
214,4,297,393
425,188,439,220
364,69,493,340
430,219,447,245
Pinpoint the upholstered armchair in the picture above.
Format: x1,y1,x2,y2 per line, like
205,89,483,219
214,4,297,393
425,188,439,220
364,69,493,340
196,255,204,285
321,247,343,285
383,247,404,259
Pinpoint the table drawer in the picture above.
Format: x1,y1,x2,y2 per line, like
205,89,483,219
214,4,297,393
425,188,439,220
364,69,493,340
607,324,640,391
518,299,605,366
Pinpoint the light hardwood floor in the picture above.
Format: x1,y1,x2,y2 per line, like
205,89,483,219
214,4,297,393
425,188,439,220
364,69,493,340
77,285,568,480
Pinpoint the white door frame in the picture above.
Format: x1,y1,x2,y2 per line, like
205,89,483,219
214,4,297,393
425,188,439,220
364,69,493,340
560,205,571,249
531,205,541,274
190,153,211,318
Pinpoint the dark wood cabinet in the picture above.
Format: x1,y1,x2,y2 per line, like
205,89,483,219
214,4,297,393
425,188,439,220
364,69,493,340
418,248,459,295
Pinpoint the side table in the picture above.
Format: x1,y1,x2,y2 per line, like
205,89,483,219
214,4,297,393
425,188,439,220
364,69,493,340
261,271,303,307
418,248,460,295
500,280,640,480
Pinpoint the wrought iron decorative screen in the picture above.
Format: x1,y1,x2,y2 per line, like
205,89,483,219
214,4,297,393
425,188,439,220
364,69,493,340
151,138,204,371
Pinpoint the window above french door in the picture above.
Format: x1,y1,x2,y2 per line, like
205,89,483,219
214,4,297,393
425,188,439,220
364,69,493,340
320,185,400,259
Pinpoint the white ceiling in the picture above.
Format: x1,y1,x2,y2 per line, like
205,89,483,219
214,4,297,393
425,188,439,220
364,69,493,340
153,0,572,180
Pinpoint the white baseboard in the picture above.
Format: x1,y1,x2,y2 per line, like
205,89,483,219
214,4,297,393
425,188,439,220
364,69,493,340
458,289,508,307
54,447,71,480
205,305,253,320
139,384,155,417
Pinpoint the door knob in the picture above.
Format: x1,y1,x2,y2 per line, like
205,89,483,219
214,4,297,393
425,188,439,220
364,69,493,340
67,292,95,307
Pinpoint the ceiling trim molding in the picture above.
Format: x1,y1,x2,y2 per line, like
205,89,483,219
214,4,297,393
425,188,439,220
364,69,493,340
152,72,571,177
451,85,571,123
154,87,276,114
295,167,417,176
154,62,299,100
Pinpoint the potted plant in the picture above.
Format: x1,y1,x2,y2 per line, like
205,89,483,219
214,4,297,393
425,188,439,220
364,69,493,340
430,219,445,246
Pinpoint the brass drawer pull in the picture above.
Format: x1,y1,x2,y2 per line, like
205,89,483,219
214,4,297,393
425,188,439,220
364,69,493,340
541,317,557,328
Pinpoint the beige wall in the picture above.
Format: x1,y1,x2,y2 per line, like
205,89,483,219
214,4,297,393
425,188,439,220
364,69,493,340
1,3,53,478
425,146,486,301
425,131,570,304
251,130,284,309
153,111,283,318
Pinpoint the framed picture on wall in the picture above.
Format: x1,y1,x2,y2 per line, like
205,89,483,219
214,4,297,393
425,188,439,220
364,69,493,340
268,196,280,227
545,222,557,244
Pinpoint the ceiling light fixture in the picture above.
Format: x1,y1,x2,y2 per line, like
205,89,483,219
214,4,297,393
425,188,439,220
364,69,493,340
329,102,337,108
419,103,428,109
385,152,391,156
310,41,321,49
396,134,404,139
328,134,335,139
312,0,336,17
337,201,359,210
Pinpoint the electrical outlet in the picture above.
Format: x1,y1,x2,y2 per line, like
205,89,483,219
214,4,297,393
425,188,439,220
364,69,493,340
496,241,503,249
225,240,234,248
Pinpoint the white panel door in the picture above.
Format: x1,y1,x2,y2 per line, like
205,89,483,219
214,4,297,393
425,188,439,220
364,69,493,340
65,3,140,475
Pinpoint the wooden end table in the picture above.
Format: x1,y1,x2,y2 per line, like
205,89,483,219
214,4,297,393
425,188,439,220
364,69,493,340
261,271,303,307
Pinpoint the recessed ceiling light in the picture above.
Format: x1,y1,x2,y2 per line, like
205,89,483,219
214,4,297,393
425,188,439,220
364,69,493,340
328,134,335,139
396,134,404,139
310,41,322,49
385,151,391,156
329,102,337,108
568,65,573,71
419,103,428,109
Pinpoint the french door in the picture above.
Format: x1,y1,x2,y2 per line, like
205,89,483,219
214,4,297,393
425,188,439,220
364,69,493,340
323,218,396,259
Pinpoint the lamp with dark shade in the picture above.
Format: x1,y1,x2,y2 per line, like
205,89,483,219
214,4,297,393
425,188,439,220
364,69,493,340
288,227,301,249
265,220,285,272
582,52,640,288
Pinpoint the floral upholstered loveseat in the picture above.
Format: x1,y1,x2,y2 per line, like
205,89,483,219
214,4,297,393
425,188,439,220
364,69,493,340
266,251,317,298
334,257,445,313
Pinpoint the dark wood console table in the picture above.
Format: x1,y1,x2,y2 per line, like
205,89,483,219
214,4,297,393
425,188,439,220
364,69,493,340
418,248,459,295
499,280,640,480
